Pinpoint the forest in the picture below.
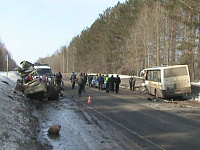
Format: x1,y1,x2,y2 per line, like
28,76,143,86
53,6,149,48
37,0,200,81
0,40,17,71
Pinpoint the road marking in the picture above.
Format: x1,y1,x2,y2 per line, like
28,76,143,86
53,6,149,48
74,98,166,150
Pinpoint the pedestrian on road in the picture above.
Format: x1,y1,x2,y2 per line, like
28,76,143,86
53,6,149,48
109,75,115,92
55,71,63,97
77,73,84,97
97,74,103,91
115,75,121,93
88,75,93,87
129,76,133,90
70,72,76,90
83,73,87,92
105,75,110,93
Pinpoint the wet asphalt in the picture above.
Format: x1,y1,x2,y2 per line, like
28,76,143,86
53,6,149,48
31,84,137,150
30,76,200,150
64,80,200,150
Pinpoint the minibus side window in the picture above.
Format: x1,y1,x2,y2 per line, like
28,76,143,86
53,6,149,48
147,71,152,80
157,71,161,82
153,71,157,82
149,70,161,82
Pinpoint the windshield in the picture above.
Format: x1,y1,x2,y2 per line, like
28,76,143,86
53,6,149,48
36,68,52,76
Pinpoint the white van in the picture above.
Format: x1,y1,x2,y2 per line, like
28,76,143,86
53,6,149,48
144,65,191,98
31,64,53,82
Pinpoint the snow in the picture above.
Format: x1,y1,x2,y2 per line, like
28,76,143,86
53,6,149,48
0,72,41,150
0,71,21,84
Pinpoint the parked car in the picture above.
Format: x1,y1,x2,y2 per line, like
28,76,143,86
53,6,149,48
91,75,98,87
91,75,106,89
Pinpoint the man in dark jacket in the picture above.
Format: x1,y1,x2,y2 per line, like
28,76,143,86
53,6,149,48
88,75,93,87
77,73,84,97
83,73,87,92
70,72,76,90
55,71,63,96
129,76,133,90
56,71,62,86
115,75,121,93
109,75,115,92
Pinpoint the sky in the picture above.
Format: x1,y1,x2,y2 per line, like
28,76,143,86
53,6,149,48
0,0,126,65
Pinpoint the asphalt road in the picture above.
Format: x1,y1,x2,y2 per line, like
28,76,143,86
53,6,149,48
64,79,200,150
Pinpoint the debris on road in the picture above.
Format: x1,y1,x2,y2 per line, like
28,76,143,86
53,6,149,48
48,125,61,134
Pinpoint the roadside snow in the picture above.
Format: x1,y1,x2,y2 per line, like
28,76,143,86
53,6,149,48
0,72,42,150
0,71,21,86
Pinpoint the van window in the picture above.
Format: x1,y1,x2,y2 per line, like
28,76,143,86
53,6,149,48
153,70,161,82
147,71,152,80
164,67,188,78
147,70,161,82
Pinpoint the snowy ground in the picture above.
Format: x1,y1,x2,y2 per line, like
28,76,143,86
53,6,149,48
0,72,46,150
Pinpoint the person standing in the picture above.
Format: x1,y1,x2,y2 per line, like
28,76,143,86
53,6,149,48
132,76,136,91
55,71,62,85
109,75,115,92
88,75,93,87
115,75,121,93
77,73,84,97
97,74,103,91
83,73,87,92
105,75,110,93
129,76,133,90
55,71,63,96
70,72,77,90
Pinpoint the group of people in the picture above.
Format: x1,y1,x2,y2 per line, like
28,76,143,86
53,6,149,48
55,72,136,98
70,72,123,97
104,74,121,93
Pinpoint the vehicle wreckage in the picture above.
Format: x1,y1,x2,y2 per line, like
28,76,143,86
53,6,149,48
15,61,62,100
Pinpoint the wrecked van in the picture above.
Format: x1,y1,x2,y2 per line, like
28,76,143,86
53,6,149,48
16,61,61,100
144,65,191,98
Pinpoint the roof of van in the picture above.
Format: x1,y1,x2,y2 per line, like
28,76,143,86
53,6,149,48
34,65,51,69
145,65,188,70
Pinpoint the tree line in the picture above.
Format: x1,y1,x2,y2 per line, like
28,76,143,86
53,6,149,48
0,40,17,71
38,0,200,81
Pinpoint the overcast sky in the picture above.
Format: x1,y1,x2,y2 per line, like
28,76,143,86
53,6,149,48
0,0,126,65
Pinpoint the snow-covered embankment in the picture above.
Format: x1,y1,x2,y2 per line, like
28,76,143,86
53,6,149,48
0,72,44,150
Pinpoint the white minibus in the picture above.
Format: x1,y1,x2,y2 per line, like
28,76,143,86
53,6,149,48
144,65,191,98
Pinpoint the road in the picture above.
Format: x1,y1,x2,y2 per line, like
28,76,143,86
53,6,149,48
64,77,200,150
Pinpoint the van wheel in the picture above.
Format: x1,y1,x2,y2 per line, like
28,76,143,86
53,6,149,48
155,90,159,98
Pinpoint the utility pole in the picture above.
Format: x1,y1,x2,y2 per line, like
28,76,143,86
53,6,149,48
67,47,69,73
63,47,65,73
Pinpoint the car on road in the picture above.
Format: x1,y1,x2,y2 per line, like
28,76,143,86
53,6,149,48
91,75,106,89
91,75,98,88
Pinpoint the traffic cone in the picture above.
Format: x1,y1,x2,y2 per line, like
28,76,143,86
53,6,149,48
88,95,92,104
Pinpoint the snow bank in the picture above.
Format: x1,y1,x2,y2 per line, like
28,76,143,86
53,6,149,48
0,72,42,150
0,71,21,83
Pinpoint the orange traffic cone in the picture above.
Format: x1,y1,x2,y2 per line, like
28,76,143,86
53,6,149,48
88,95,92,104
